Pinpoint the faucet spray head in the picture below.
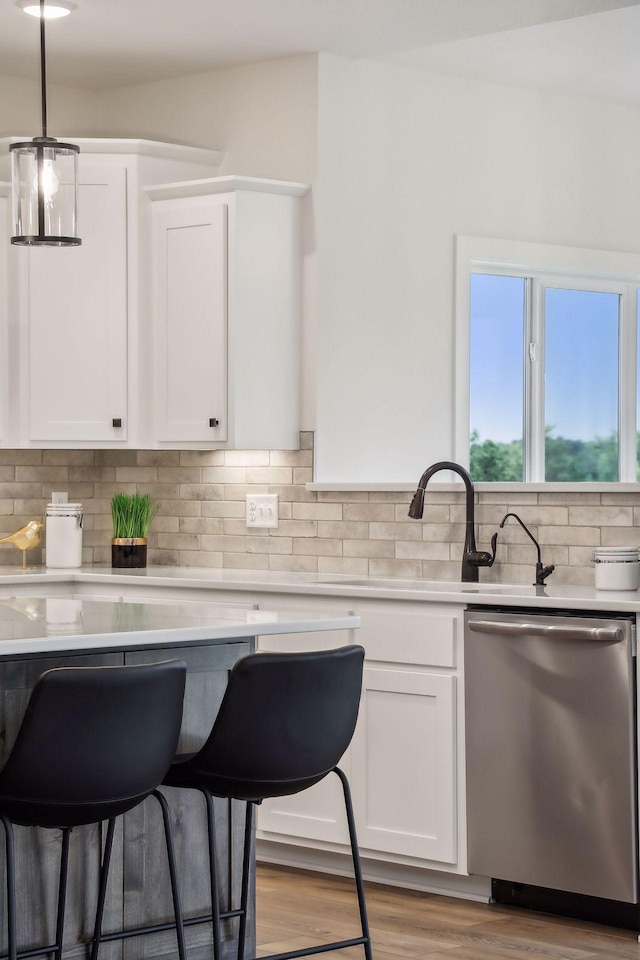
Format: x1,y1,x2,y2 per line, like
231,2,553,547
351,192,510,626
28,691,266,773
408,487,425,519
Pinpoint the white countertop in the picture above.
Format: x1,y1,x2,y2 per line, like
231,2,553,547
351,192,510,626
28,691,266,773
0,565,638,613
0,594,360,657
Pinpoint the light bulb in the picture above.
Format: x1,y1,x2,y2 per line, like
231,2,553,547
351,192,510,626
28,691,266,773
33,158,60,201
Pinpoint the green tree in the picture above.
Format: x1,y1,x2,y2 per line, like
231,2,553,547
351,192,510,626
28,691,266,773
470,430,522,482
470,429,620,482
545,429,617,482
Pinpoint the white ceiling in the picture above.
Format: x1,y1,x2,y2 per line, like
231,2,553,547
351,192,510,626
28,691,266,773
0,0,638,92
388,2,640,105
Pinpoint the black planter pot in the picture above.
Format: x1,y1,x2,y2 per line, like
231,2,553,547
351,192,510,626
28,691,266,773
111,538,147,569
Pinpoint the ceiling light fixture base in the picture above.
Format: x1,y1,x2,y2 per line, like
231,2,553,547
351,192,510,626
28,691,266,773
17,0,76,19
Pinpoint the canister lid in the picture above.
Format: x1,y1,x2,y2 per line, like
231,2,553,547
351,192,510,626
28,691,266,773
592,546,640,562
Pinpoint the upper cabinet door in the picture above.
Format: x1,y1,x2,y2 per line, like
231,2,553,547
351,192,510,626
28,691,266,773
0,189,9,442
152,199,228,442
148,177,307,450
26,164,128,443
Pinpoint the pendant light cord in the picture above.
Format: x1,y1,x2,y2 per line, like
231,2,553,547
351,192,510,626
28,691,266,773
39,0,47,138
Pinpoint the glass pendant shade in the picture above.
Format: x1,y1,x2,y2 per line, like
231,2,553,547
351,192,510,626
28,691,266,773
10,0,80,246
10,137,80,246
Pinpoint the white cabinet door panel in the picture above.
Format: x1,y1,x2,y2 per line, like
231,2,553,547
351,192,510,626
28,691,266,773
153,201,227,441
0,190,8,440
352,667,457,863
27,165,128,442
258,759,352,846
255,598,354,845
148,178,305,450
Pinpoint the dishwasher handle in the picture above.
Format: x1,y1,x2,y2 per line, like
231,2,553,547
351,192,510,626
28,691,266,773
467,619,624,643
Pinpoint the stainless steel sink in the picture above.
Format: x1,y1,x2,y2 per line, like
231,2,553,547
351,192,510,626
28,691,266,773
319,578,530,594
319,577,431,589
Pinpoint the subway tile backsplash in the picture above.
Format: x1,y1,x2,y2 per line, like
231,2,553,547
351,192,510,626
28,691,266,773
0,433,637,587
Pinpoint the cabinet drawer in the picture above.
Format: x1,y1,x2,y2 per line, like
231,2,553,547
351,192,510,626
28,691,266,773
360,607,459,668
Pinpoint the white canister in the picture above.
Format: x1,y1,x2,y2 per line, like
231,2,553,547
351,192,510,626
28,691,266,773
592,546,640,591
45,502,83,568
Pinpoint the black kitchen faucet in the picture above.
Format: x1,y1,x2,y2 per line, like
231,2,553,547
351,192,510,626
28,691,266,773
498,512,555,586
408,461,496,582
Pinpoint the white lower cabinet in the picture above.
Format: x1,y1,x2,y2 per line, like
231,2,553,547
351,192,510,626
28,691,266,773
253,593,465,872
351,666,456,863
255,598,357,847
258,753,353,847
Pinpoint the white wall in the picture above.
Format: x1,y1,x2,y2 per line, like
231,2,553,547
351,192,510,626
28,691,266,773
96,55,318,184
314,54,640,484
0,55,318,182
0,73,101,139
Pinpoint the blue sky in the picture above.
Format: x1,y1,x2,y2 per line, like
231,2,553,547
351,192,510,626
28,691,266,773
470,274,619,444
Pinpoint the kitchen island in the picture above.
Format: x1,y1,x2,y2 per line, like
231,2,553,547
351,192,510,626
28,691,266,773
0,595,360,960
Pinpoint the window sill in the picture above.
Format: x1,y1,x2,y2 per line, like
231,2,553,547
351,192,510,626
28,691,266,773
475,482,640,493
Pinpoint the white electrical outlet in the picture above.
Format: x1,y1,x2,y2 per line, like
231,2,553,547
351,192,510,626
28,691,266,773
246,493,279,528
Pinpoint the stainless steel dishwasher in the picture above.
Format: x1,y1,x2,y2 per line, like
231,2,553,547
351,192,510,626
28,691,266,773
465,607,638,926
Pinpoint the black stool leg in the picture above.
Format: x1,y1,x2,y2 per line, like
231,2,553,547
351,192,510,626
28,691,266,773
1,816,16,960
54,828,71,960
334,768,373,960
90,818,116,960
236,802,254,960
152,790,187,960
202,788,223,960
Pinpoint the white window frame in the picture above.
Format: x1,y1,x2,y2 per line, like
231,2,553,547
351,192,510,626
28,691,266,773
455,236,640,488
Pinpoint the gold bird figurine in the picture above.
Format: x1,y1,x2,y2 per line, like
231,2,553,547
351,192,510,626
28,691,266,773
0,520,43,570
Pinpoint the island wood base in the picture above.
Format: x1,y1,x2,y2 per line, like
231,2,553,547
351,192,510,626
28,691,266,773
0,637,254,960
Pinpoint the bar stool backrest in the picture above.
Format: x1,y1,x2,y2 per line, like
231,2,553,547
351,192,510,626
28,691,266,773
0,661,186,813
191,645,365,794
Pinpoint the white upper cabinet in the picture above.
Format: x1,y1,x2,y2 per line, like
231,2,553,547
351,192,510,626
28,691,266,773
0,186,9,442
147,177,309,450
26,164,128,443
0,138,223,448
0,144,307,450
152,199,228,443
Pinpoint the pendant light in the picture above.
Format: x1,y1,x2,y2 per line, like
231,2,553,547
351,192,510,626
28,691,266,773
10,0,81,245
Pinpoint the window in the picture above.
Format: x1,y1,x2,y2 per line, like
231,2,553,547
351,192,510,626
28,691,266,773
456,237,639,485
469,274,525,481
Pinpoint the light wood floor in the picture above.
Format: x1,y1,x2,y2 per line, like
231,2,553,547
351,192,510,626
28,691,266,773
255,864,640,960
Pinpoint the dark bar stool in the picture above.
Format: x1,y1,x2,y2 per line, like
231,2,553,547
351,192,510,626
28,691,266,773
163,644,373,960
0,660,187,960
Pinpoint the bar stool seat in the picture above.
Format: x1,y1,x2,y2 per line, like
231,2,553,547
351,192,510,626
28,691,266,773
163,644,373,960
0,661,187,960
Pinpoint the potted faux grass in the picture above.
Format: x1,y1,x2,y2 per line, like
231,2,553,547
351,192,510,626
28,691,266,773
111,493,160,569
